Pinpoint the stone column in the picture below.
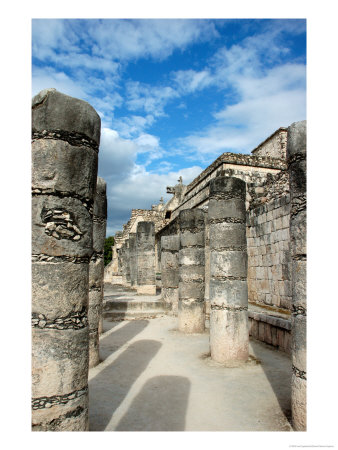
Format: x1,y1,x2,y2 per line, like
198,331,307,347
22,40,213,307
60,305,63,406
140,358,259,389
89,177,107,367
161,235,180,315
125,239,131,286
208,176,249,365
178,209,205,333
129,233,137,289
136,222,156,295
120,244,127,286
31,88,100,431
287,120,307,431
204,217,211,325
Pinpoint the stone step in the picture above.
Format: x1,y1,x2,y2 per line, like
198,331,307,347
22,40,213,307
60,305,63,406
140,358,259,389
102,298,167,321
103,300,166,312
102,309,166,321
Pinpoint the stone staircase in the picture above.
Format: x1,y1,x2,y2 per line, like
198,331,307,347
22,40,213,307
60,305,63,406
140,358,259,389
102,284,167,321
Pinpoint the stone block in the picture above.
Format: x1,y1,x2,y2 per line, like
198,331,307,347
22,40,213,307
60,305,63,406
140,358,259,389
292,259,306,309
210,309,249,363
208,197,246,221
179,265,205,283
210,279,247,307
180,230,205,248
210,250,247,278
179,247,205,266
210,222,246,249
292,315,306,373
161,235,180,252
290,210,306,256
291,374,307,431
32,261,89,320
32,140,98,199
178,300,205,333
32,195,93,257
32,327,89,398
179,281,205,301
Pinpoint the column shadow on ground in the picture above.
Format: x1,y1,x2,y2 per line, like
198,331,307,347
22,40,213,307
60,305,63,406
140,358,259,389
250,339,292,425
99,320,149,361
115,375,191,431
89,339,162,431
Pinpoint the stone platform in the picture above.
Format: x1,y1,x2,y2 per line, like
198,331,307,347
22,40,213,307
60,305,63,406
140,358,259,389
88,284,292,432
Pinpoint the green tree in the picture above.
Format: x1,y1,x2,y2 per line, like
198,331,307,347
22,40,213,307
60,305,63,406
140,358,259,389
104,236,114,266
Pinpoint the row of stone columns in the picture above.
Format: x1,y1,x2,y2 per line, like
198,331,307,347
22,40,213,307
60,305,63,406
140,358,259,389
32,89,106,431
160,123,306,427
118,222,157,295
160,176,249,365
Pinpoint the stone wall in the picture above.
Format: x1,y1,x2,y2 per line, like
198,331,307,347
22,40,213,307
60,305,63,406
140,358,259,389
251,127,288,159
246,170,291,311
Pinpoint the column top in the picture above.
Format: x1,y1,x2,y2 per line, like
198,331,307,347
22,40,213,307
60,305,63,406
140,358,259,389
209,176,246,198
32,88,101,146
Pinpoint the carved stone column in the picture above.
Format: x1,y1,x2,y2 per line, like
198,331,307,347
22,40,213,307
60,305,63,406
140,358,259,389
136,222,156,295
208,176,249,365
161,235,180,315
31,88,100,430
125,239,131,286
89,177,106,367
178,209,205,333
287,120,307,431
129,233,137,289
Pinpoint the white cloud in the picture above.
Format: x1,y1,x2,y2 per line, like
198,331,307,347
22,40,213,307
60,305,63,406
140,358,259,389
105,164,203,234
125,81,179,117
32,66,87,99
88,19,218,61
172,69,213,93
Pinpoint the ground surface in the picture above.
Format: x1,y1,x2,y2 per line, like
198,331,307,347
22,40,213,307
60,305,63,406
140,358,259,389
88,285,292,432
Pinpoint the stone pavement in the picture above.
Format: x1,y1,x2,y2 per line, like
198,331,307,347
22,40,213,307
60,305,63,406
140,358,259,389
88,285,292,432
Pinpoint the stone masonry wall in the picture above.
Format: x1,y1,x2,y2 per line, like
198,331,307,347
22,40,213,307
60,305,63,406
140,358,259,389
246,171,291,311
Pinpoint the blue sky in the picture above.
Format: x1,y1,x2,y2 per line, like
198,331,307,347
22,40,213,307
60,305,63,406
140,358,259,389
32,19,306,236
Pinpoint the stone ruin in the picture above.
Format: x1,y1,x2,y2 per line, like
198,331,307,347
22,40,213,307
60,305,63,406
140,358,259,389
32,88,306,431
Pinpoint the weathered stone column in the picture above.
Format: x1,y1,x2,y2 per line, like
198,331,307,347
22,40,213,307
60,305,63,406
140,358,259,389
31,88,100,430
178,209,205,333
161,235,180,315
129,233,137,289
287,120,307,431
89,177,107,367
204,217,211,324
120,244,127,286
136,222,156,295
125,239,131,286
208,176,249,365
